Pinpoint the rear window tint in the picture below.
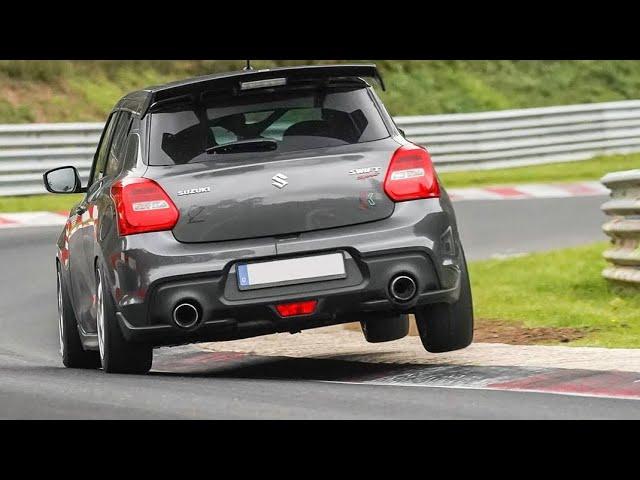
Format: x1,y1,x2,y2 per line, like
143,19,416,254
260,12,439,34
149,87,389,165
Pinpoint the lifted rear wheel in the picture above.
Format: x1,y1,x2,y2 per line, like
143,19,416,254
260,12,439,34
414,252,474,353
96,266,152,374
361,312,409,343
57,265,100,369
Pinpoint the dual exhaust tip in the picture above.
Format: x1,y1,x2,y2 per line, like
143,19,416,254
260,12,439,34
172,302,200,329
389,274,417,302
172,276,416,326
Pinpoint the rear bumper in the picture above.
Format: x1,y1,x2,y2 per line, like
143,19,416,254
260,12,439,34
118,283,462,347
117,249,461,346
103,198,464,347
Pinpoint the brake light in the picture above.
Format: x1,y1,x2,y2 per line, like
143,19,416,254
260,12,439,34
383,144,440,202
275,300,318,317
110,178,179,236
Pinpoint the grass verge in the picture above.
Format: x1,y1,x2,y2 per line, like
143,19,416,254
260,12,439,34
6,60,640,122
0,193,81,213
438,153,640,189
468,242,640,348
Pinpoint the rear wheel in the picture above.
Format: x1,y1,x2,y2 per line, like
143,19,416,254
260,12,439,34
361,312,409,343
57,265,100,369
414,253,474,353
96,266,152,374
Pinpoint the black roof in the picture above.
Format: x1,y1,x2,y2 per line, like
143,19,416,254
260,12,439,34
115,64,384,117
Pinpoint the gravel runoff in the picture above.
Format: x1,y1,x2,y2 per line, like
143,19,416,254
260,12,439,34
198,325,640,373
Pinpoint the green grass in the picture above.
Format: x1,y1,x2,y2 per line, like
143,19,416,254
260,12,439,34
439,152,640,189
469,242,640,348
375,60,640,115
4,60,640,122
0,99,34,122
0,194,82,213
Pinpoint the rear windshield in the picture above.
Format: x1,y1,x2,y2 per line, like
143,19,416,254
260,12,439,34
148,86,390,165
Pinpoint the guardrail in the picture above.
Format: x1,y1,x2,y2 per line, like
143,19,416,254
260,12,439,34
601,169,640,286
3,99,640,196
396,99,640,171
0,122,102,196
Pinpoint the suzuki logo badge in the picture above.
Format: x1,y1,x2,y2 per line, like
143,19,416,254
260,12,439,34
272,173,288,189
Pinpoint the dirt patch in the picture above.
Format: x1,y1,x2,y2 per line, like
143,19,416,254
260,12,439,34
0,77,82,122
473,319,586,345
344,316,587,346
0,80,52,122
1,80,48,104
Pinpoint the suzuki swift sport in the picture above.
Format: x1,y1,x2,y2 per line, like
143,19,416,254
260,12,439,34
44,64,473,374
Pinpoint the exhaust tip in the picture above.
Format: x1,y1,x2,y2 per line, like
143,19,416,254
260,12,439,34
389,275,417,302
173,302,200,329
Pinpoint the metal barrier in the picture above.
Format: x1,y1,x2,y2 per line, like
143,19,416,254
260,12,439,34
0,122,102,196
396,99,640,171
601,169,640,286
4,99,640,196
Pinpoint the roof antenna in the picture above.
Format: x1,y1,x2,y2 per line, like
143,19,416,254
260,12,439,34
243,60,254,71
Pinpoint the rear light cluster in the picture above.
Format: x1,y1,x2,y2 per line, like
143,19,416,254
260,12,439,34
383,144,440,202
111,178,179,236
275,300,318,317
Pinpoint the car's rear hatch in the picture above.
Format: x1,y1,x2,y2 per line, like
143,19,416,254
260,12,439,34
142,66,401,243
145,139,399,243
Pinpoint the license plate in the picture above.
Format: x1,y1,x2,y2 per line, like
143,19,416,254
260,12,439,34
236,252,346,290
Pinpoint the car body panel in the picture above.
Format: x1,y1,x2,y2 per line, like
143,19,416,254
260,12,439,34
147,139,399,243
96,197,462,327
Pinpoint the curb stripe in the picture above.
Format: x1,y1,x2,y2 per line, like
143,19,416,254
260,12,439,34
0,211,67,229
152,347,640,402
448,181,609,201
484,186,528,198
488,369,640,399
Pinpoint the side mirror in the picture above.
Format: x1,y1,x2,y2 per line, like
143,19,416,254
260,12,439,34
43,166,82,194
398,128,406,138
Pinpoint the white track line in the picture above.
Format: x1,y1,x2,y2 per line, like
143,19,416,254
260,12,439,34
317,379,640,402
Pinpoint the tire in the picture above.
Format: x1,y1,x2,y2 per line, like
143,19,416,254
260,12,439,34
57,264,101,369
96,266,152,374
414,253,474,353
361,312,410,343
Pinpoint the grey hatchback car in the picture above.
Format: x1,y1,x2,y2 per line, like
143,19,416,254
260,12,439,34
44,64,473,374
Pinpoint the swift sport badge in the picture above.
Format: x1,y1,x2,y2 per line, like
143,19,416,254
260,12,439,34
177,186,211,196
349,166,381,180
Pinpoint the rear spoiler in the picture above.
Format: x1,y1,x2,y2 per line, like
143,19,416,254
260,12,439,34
144,64,385,116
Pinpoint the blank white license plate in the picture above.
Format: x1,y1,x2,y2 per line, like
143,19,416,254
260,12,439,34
236,252,346,290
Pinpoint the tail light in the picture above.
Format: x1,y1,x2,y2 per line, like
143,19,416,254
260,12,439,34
275,300,318,317
384,144,440,202
110,178,179,236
